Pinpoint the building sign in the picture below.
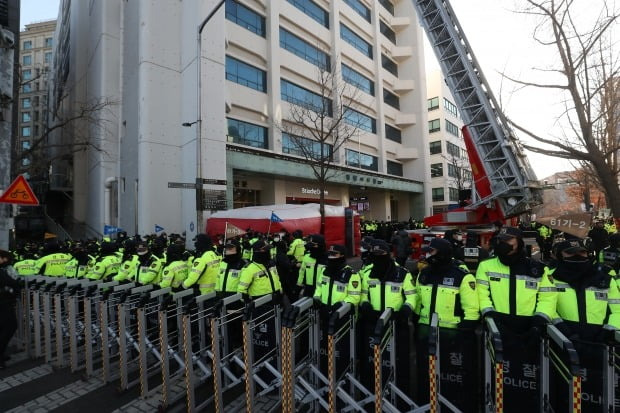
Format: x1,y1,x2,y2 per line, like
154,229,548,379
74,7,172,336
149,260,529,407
301,187,328,196
350,197,369,212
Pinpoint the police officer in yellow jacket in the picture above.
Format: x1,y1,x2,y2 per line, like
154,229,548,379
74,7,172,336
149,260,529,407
36,241,72,276
238,240,282,298
548,239,620,341
183,234,221,294
113,239,140,282
87,242,121,281
13,246,38,276
287,230,305,266
64,243,92,278
216,239,248,297
416,238,479,329
297,234,327,297
136,242,163,285
313,244,361,308
159,244,189,291
476,227,556,322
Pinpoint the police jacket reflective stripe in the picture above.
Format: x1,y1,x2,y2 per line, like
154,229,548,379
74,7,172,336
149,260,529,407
287,238,305,262
14,259,38,276
160,260,189,289
361,264,416,311
138,256,163,285
297,255,325,288
113,256,140,282
237,261,282,297
313,265,361,306
36,253,72,276
64,258,89,278
183,250,221,293
216,260,247,293
88,255,121,280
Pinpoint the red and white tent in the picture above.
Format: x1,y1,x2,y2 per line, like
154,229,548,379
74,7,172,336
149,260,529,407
206,203,360,248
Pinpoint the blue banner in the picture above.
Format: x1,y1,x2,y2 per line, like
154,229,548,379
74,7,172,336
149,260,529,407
155,225,165,233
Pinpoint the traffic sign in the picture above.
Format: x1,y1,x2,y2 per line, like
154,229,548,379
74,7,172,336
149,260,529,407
0,175,39,205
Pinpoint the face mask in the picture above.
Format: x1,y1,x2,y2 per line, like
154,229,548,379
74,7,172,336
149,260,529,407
273,237,280,242
253,251,270,265
218,240,223,245
494,242,513,258
279,233,286,237
360,247,367,253
137,249,148,256
561,256,591,272
224,249,237,256
456,235,463,242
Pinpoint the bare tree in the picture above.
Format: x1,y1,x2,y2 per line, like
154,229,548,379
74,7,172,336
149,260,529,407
502,0,620,222
443,150,472,205
275,62,367,234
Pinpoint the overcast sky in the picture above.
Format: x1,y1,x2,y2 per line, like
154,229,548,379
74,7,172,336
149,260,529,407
21,0,582,179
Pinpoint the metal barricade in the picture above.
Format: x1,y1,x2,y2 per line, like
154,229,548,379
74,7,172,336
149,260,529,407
66,278,101,373
52,278,85,368
83,281,119,377
483,317,504,413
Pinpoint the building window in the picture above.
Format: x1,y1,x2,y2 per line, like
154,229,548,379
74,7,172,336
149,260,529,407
446,120,459,137
428,118,440,133
345,149,378,171
225,0,266,37
447,141,460,157
343,0,371,22
225,55,266,92
22,55,32,66
282,133,333,159
281,79,333,116
432,187,444,202
21,112,31,122
340,23,373,59
22,69,32,80
431,163,443,177
383,88,400,109
22,98,31,109
427,96,439,111
385,124,401,143
21,126,31,137
449,187,460,202
286,0,329,28
22,158,31,167
387,160,403,176
45,52,52,64
22,141,30,150
45,37,53,47
444,98,458,117
448,163,460,178
463,168,472,181
22,84,32,93
279,28,330,71
344,106,376,133
23,40,32,50
379,0,394,15
379,21,396,44
341,63,374,95
381,54,398,76
227,118,268,149
429,140,442,154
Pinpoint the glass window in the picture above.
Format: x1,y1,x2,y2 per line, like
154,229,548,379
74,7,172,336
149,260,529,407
23,40,32,50
446,120,459,137
22,158,31,167
280,28,330,71
343,0,371,22
22,141,30,150
387,160,403,176
449,187,460,202
282,133,333,159
45,37,53,47
429,140,441,154
225,0,266,37
341,63,374,95
383,88,400,109
22,84,31,93
427,96,439,111
281,79,333,116
45,52,52,64
227,118,268,149
225,55,266,92
432,187,444,202
344,106,376,133
385,124,401,143
447,141,460,157
21,112,31,122
379,0,394,15
431,163,443,177
379,21,396,44
381,54,398,76
448,163,459,178
21,126,31,137
286,0,329,28
444,98,458,116
345,149,378,171
22,69,32,80
22,55,32,65
428,118,440,133
462,168,472,181
22,98,31,109
340,23,373,59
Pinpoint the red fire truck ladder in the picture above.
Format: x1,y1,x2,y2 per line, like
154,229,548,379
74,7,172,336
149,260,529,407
412,0,542,225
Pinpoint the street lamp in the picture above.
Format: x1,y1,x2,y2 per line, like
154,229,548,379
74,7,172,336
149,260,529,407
195,0,226,235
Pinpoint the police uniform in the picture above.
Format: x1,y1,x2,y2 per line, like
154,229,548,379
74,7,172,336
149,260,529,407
216,256,247,296
160,260,189,289
64,258,90,278
36,252,72,276
287,236,305,263
297,234,327,297
314,245,361,307
113,255,140,282
238,240,282,297
183,248,221,294
87,254,121,281
13,258,38,276
137,254,163,285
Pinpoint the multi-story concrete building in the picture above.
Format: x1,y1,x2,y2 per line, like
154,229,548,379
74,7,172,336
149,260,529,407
16,20,56,177
48,0,431,240
426,69,471,214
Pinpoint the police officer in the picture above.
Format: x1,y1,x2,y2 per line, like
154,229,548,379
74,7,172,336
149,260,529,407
183,234,221,294
0,249,20,369
454,231,489,273
64,242,92,278
238,239,282,299
216,239,247,296
588,220,609,258
548,239,620,340
160,244,188,291
13,243,38,276
416,238,479,328
297,234,327,297
87,241,121,281
35,241,72,276
113,239,140,282
136,241,163,285
287,229,305,267
599,232,620,273
313,244,361,309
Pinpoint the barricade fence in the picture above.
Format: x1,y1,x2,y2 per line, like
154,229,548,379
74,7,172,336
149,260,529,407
12,277,620,412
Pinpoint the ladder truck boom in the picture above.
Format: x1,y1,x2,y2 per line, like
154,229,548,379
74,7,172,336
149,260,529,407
412,0,542,226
